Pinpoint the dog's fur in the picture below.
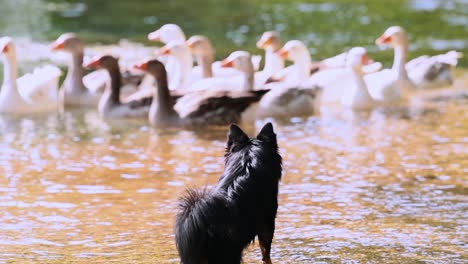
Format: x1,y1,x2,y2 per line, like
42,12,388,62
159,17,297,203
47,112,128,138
175,123,282,264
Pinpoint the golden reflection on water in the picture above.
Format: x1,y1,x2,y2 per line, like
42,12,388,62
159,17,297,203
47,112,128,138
0,85,467,263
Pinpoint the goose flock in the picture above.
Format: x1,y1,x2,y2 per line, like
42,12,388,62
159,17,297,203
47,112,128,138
0,24,462,127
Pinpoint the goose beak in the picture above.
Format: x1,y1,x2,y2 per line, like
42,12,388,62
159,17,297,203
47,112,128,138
221,58,234,68
361,54,370,65
256,36,273,49
148,30,161,42
134,61,149,71
277,48,289,59
51,40,65,51
157,46,171,56
1,43,8,53
84,58,101,69
186,40,194,50
375,35,392,45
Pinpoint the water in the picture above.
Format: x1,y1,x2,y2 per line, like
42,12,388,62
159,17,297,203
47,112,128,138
0,0,468,263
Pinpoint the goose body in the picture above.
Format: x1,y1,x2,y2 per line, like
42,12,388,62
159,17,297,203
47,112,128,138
406,50,462,89
0,37,61,114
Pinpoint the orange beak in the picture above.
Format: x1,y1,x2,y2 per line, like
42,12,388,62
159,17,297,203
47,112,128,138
256,36,273,49
361,54,370,65
157,46,171,56
148,30,161,42
1,43,9,53
84,58,101,69
277,48,289,59
221,58,234,68
134,61,149,71
376,35,392,45
186,40,195,50
51,41,65,51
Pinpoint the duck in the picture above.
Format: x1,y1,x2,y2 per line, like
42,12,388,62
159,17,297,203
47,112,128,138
0,37,61,113
133,54,266,127
51,33,143,107
376,26,462,90
84,55,150,118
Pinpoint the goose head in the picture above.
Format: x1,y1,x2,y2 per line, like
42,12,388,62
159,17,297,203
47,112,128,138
0,37,15,61
256,31,282,52
375,26,408,48
276,40,309,62
147,24,186,44
51,33,83,53
134,59,166,80
84,55,119,71
186,35,214,57
346,47,370,72
220,51,253,73
157,41,191,62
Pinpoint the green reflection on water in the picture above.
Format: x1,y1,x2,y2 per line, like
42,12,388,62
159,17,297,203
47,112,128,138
0,0,466,66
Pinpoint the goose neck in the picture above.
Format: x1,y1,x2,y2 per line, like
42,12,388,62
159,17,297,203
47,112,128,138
66,50,86,93
196,53,214,78
264,49,284,75
293,55,312,82
149,67,178,125
2,54,18,83
106,64,122,105
392,45,409,80
241,63,255,92
177,49,193,89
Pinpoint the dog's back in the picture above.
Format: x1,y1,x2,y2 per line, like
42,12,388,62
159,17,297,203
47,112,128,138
175,123,282,264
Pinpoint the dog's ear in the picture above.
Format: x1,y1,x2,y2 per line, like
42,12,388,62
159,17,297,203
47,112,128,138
257,122,276,141
227,124,249,148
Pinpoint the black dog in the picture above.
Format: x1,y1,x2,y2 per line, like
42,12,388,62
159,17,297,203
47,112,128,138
175,123,282,264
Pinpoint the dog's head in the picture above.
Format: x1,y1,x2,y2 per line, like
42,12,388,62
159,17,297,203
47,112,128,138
224,123,282,182
227,123,277,152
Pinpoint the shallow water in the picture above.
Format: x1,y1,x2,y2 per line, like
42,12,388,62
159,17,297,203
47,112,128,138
1,0,468,263
0,82,467,263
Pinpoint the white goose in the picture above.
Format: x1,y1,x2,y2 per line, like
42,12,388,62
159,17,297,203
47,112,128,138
148,24,186,90
365,26,415,103
157,41,195,90
276,40,312,85
339,47,377,110
0,37,61,113
376,26,462,89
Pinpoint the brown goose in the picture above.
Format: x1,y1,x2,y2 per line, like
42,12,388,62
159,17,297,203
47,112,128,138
84,55,150,118
133,58,267,127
